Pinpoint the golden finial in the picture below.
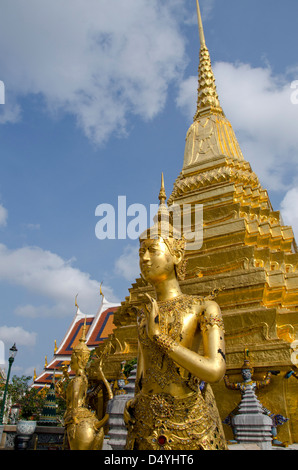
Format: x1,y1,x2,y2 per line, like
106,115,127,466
242,348,254,371
75,293,79,311
100,282,104,298
45,356,48,368
194,0,223,121
155,172,170,229
158,172,167,205
80,316,87,344
33,368,37,381
196,0,206,47
54,339,57,354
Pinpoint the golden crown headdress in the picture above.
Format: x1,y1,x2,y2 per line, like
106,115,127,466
139,173,187,279
72,316,90,363
241,349,254,372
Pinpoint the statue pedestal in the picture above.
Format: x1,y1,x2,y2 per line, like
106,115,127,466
232,385,273,450
108,365,137,450
233,414,273,449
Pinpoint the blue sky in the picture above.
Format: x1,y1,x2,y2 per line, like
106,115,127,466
0,0,298,378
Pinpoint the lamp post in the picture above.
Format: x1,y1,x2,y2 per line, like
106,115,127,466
0,343,17,424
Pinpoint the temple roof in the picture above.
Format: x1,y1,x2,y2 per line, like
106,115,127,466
33,295,120,388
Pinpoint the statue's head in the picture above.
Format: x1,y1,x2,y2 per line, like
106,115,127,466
70,319,90,373
241,368,253,381
139,237,185,285
139,174,186,285
241,349,254,380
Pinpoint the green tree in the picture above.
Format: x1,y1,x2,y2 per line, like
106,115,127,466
6,375,46,420
8,375,31,406
123,358,137,377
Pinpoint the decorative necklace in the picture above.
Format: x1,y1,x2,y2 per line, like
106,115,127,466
138,294,200,390
157,294,194,340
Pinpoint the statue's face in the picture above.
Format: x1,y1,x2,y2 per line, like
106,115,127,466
70,352,88,373
139,238,175,284
242,368,252,381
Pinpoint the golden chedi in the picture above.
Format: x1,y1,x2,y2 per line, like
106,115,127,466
123,177,227,450
166,0,298,444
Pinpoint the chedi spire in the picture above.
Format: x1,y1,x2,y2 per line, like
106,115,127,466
194,0,223,120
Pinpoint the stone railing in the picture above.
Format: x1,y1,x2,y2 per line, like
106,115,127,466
0,424,67,450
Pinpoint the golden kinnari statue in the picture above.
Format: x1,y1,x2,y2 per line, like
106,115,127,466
86,0,298,445
59,319,113,450
124,175,228,450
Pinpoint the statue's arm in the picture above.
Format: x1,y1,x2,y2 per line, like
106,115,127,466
256,371,272,389
71,376,85,408
156,300,226,383
124,346,142,426
55,380,66,400
98,365,113,401
224,374,239,390
55,368,69,400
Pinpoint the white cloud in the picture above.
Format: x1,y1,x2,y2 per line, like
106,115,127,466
14,303,67,319
176,62,298,192
0,0,186,144
0,100,21,125
114,244,140,281
0,325,36,347
176,76,197,116
0,243,118,318
280,188,298,239
200,0,216,20
182,0,215,26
